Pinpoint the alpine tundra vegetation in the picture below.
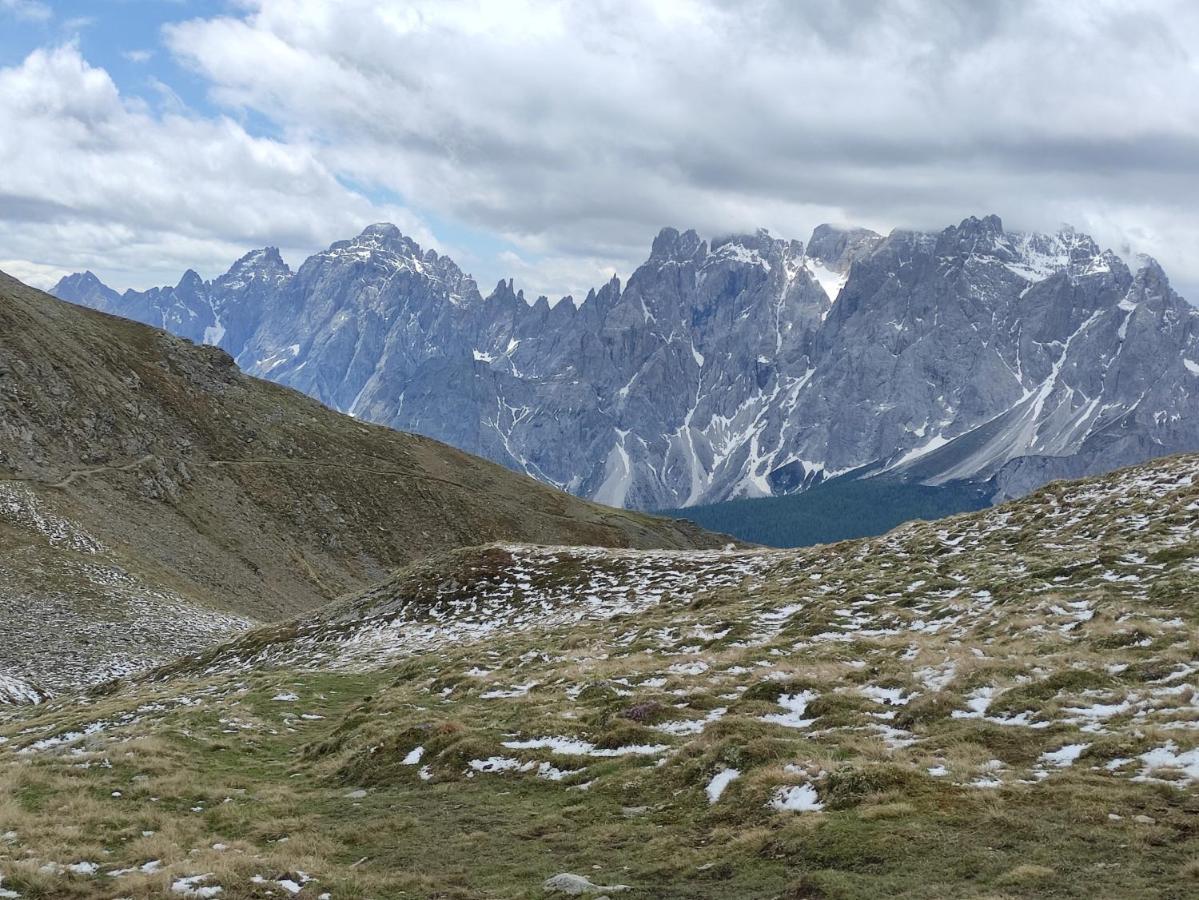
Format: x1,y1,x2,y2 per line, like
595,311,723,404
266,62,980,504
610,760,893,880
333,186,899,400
0,452,1195,898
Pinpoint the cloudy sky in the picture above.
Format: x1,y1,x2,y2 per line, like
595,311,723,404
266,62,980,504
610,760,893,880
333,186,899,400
2,0,1197,301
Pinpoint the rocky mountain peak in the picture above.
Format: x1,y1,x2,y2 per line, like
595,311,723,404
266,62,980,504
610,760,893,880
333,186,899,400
335,222,425,259
958,213,1006,237
650,227,706,263
51,270,123,314
939,214,1009,258
1129,254,1174,306
219,246,291,284
312,223,477,303
805,224,883,272
711,228,774,252
1133,253,1166,281
488,278,519,304
358,221,404,241
62,270,103,289
999,227,1125,285
708,229,792,272
175,269,205,293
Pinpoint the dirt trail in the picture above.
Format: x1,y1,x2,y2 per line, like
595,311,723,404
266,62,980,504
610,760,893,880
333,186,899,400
0,454,157,488
0,453,472,493
48,454,158,488
0,455,654,531
203,457,472,491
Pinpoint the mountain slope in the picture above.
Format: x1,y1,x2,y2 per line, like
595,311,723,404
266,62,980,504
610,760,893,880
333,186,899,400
0,271,725,696
1,454,1194,898
55,217,1199,515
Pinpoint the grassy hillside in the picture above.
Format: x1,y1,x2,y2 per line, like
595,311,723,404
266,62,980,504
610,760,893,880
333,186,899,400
660,473,993,547
1,454,1194,898
0,271,726,694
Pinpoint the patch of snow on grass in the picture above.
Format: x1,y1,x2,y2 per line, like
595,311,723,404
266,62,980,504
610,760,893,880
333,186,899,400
480,682,537,699
1133,742,1199,785
655,707,727,736
705,768,741,804
770,783,824,812
171,874,223,898
1040,743,1090,767
762,691,817,729
502,736,668,757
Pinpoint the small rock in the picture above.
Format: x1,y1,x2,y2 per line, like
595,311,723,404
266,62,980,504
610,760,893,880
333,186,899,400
543,873,630,895
1133,814,1156,825
620,806,648,818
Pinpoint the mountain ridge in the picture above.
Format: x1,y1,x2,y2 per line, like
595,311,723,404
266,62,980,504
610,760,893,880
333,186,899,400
53,215,1199,514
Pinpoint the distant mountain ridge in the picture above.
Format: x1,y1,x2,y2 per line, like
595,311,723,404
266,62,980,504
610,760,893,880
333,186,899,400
55,215,1199,511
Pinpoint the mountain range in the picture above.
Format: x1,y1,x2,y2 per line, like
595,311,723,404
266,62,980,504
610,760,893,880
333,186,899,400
54,216,1199,519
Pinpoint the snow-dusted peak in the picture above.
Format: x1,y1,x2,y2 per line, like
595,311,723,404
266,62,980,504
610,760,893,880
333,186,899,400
216,247,291,291
921,216,1125,287
337,222,427,260
709,230,779,271
360,222,403,240
316,224,475,300
1002,227,1124,284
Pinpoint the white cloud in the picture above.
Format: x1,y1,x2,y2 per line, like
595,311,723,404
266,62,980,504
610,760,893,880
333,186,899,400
495,250,619,305
156,0,1199,299
0,44,433,289
0,0,51,22
0,258,72,290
